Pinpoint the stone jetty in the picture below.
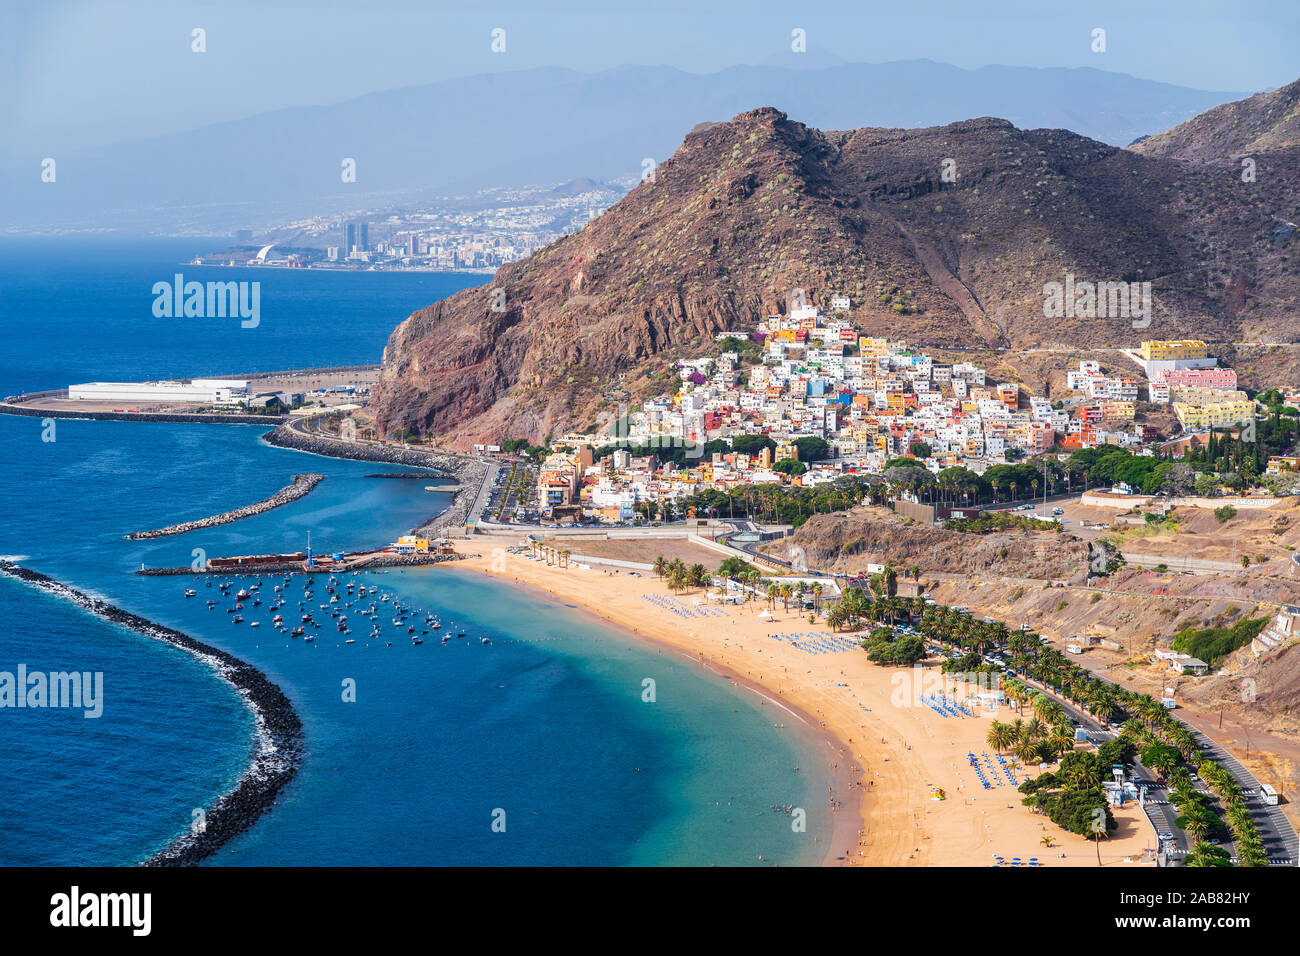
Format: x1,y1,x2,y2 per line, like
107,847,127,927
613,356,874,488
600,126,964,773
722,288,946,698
125,473,324,539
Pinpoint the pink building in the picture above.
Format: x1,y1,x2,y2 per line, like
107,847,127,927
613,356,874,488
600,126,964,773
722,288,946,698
1158,367,1236,389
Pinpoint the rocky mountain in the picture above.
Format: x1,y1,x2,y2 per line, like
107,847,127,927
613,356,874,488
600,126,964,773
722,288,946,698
373,98,1300,447
1132,77,1300,161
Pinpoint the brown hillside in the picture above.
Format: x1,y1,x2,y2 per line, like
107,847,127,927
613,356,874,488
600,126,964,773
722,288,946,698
1132,77,1300,160
374,103,1300,446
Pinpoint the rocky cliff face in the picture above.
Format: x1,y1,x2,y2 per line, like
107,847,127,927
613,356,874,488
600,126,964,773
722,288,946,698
373,99,1300,447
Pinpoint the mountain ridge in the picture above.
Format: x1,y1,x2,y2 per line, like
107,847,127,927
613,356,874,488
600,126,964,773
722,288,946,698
371,96,1300,446
3,60,1249,234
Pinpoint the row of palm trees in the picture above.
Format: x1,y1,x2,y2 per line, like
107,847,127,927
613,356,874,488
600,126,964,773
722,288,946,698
527,540,571,568
1119,718,1268,866
915,605,1125,723
985,689,1080,764
681,558,833,613
917,600,1269,867
651,556,711,593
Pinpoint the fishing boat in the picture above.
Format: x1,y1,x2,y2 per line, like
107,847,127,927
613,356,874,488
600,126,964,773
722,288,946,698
184,589,197,597
291,627,304,637
232,615,243,624
236,589,251,601
411,638,423,645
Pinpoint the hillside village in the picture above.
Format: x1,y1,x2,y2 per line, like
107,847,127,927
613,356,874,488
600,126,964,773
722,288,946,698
530,298,1281,524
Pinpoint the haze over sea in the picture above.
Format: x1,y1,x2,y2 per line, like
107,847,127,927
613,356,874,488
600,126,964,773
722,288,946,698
0,240,837,866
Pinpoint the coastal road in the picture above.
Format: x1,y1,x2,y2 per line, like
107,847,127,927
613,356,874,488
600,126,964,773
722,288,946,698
466,459,500,529
1016,663,1297,866
1007,673,1192,860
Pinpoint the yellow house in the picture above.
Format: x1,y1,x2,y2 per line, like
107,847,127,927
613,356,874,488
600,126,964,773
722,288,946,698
1139,340,1209,362
393,536,430,553
1172,400,1255,430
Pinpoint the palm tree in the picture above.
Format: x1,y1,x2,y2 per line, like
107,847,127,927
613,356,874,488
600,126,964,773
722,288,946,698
653,555,667,578
1183,843,1231,867
559,549,571,569
1049,723,1075,756
987,721,1014,754
1023,717,1047,743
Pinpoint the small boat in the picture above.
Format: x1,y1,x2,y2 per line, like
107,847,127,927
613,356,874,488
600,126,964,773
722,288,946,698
345,638,355,644
232,616,243,624
250,621,261,628
236,589,251,601
411,638,423,645
481,637,491,645
184,589,197,598
304,635,315,643
291,627,304,637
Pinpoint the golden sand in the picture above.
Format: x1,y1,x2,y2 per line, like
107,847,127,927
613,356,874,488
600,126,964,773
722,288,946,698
451,547,1157,867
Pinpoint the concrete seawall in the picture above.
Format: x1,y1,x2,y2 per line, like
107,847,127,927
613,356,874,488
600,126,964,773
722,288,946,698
0,401,285,426
125,473,325,539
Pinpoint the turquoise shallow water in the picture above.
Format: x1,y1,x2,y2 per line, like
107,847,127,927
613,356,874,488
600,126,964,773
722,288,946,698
0,244,840,865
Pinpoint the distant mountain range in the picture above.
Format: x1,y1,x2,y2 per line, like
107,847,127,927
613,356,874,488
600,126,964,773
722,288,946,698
3,60,1248,234
1133,76,1300,160
370,83,1300,447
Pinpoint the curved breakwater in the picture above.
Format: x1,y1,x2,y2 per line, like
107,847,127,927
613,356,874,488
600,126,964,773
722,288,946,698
125,473,325,539
0,560,304,866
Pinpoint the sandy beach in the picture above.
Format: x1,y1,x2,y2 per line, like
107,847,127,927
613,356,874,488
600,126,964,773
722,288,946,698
449,545,1158,867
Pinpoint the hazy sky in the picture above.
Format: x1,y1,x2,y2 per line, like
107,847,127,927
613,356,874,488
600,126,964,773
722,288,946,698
4,0,1298,153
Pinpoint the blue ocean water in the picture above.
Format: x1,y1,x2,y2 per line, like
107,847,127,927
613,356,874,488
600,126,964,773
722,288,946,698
0,238,481,393
0,244,839,866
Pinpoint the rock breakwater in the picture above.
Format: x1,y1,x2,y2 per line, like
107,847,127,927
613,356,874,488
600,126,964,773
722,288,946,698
125,474,325,539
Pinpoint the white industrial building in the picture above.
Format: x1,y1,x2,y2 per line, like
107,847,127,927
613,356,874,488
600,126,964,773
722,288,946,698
68,379,250,403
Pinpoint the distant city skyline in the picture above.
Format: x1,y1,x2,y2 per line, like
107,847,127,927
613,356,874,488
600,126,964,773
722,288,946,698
4,0,1298,156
